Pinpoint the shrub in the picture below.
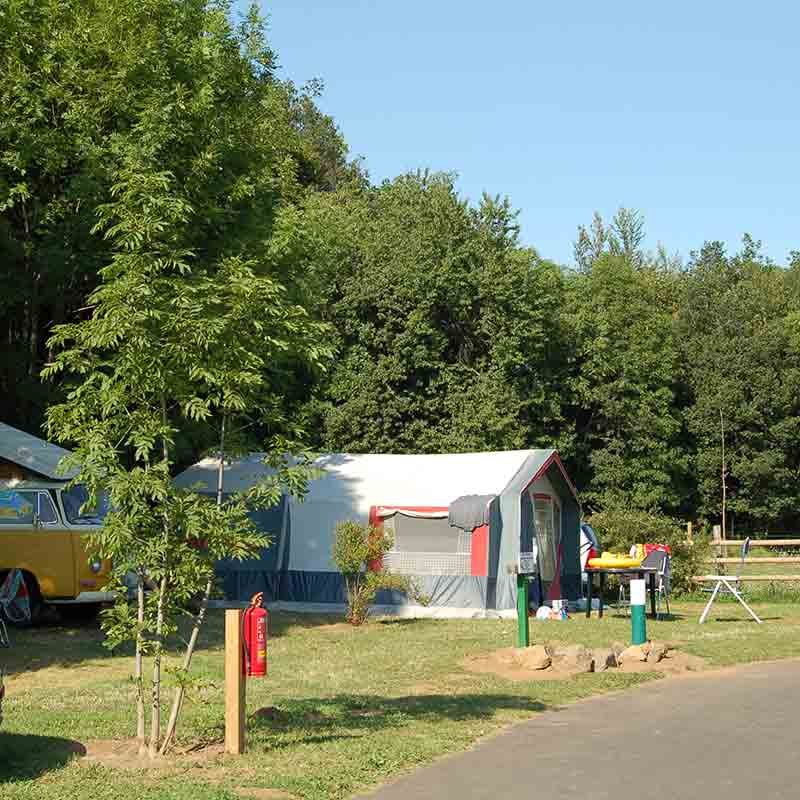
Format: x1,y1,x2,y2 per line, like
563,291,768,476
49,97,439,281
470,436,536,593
332,520,411,625
586,508,710,594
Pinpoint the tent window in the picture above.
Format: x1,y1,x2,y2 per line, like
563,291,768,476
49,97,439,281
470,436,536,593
532,493,561,584
394,515,457,553
383,514,470,575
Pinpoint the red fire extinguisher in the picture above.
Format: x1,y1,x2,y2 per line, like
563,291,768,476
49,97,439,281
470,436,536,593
242,592,268,677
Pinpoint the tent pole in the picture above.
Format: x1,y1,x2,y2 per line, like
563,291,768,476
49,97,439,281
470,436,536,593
516,574,529,647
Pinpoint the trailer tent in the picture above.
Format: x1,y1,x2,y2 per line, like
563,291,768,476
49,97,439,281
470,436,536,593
174,450,580,617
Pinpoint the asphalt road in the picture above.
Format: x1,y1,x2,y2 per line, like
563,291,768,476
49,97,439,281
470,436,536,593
362,660,800,800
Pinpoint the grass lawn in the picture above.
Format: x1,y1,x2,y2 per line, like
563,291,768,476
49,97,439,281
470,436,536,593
2,600,800,800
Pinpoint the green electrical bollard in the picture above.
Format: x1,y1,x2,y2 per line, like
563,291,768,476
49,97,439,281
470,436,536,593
516,574,530,648
630,579,647,645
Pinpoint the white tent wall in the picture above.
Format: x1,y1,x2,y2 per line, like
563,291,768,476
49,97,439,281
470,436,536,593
174,449,579,617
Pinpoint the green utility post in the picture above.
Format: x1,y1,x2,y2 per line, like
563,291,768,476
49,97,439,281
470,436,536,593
516,574,530,647
630,579,647,645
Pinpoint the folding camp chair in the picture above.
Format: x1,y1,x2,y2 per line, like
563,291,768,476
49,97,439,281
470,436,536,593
644,549,671,620
699,537,762,624
617,549,672,619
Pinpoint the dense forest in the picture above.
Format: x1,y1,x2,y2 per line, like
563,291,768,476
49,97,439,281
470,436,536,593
2,0,799,534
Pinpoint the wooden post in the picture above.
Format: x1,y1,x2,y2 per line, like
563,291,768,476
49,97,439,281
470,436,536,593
686,521,693,544
225,609,246,754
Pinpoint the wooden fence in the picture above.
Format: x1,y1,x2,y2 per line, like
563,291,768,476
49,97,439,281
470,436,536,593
691,537,800,583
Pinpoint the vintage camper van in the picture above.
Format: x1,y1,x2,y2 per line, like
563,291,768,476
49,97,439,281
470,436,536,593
0,423,112,618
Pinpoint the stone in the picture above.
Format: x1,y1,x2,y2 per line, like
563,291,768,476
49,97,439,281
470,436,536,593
647,642,669,663
617,644,649,664
553,644,595,673
513,644,552,670
593,648,618,671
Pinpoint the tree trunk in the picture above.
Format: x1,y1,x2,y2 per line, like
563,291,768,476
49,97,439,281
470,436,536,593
136,574,146,755
159,575,213,755
28,283,39,379
159,415,226,755
148,575,168,759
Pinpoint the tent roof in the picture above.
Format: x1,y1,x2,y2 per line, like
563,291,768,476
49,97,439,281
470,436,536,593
174,450,560,515
0,422,77,481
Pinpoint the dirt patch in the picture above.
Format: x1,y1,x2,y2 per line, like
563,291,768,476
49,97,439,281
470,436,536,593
463,644,708,682
463,648,578,682
78,738,226,771
619,650,708,674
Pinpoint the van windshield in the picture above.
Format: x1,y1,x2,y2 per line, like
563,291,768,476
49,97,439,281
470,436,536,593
62,485,111,525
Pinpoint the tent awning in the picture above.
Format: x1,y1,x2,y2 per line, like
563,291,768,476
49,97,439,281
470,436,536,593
375,506,448,520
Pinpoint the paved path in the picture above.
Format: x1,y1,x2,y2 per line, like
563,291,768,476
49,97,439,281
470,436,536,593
362,660,800,800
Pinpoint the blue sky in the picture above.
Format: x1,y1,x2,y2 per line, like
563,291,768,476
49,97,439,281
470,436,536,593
239,1,799,266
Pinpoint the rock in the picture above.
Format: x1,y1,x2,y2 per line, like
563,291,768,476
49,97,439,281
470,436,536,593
593,648,618,671
617,644,649,664
553,644,595,673
647,642,669,664
512,644,552,670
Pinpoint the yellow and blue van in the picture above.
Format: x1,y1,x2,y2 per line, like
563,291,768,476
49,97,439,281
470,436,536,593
0,423,112,618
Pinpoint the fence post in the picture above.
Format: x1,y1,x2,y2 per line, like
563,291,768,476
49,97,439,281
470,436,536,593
686,521,693,544
225,609,246,754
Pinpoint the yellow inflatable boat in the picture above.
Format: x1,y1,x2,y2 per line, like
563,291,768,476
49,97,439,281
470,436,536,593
586,551,643,569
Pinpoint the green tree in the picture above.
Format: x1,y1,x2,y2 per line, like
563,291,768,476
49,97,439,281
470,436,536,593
299,172,571,454
573,207,646,271
332,520,410,625
679,238,800,531
0,0,347,436
43,0,332,756
567,253,688,513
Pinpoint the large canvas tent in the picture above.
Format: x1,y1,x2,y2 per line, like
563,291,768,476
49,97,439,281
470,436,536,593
174,450,580,617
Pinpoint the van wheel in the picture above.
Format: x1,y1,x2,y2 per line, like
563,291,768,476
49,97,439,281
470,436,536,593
0,572,43,628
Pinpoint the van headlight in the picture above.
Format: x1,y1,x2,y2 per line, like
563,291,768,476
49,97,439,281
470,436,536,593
90,559,103,574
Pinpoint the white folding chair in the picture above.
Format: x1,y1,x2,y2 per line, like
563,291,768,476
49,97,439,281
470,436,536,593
699,537,762,624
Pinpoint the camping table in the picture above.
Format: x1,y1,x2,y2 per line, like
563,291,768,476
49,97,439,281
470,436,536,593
585,567,658,619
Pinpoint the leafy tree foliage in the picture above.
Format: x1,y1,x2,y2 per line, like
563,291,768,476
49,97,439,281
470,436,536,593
573,207,646,271
0,0,347,437
300,172,572,454
332,519,410,625
566,255,688,513
41,0,332,756
678,238,800,530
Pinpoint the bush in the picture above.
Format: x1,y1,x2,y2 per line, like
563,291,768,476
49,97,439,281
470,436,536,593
332,520,411,625
586,508,710,595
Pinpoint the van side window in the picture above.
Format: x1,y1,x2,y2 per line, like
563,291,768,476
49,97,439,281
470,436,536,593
0,491,35,525
36,492,59,525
